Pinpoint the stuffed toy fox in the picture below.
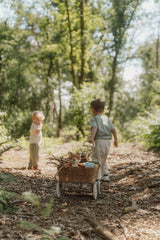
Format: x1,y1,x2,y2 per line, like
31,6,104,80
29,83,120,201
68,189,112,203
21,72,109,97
64,152,85,168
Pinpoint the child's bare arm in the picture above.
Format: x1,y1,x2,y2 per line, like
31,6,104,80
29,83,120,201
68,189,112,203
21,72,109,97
35,130,40,134
111,128,118,147
88,126,97,143
34,125,42,134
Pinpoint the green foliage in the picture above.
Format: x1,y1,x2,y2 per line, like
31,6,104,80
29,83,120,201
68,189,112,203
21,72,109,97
0,111,16,155
0,125,9,142
0,112,10,142
0,171,17,213
0,0,159,145
41,197,54,218
20,191,67,239
0,143,15,156
19,222,62,240
65,82,105,137
17,136,29,150
18,221,41,231
137,40,160,111
143,124,160,151
19,134,63,152
22,191,40,207
21,191,54,217
0,172,16,183
0,189,18,213
42,123,57,138
0,185,66,238
112,91,141,131
124,39,160,150
124,110,160,151
3,110,32,138
16,135,68,155
41,136,63,154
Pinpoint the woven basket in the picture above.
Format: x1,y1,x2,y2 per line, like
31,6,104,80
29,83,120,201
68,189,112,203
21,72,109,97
58,165,99,183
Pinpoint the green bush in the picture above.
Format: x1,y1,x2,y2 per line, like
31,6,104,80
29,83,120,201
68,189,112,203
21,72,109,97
64,82,105,138
0,172,17,213
0,112,15,155
0,189,18,213
124,110,160,151
144,124,160,151
0,112,10,142
17,136,29,150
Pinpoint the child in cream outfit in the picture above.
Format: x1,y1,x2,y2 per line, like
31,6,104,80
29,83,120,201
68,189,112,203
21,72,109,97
28,111,45,170
88,99,118,181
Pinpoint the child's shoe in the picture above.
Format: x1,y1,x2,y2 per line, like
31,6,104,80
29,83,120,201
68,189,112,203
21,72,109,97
102,174,110,182
33,166,38,170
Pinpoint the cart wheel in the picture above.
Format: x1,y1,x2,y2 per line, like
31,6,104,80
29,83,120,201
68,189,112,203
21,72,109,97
93,181,98,200
97,180,101,194
56,182,61,198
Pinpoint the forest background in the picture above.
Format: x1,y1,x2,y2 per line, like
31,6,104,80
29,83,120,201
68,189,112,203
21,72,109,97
0,0,160,151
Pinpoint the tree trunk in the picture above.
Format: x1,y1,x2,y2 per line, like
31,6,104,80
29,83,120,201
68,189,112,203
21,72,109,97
65,0,76,87
45,58,53,121
0,55,2,108
56,60,62,137
156,20,159,69
108,51,118,117
79,0,85,87
76,126,85,140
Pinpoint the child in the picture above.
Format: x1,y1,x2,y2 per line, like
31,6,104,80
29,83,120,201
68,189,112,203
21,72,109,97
28,111,45,170
88,99,118,181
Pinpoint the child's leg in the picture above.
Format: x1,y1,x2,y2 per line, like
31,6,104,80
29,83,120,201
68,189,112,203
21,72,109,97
28,144,34,169
92,140,111,180
101,140,111,177
33,144,39,169
101,156,109,176
29,144,39,169
92,140,106,180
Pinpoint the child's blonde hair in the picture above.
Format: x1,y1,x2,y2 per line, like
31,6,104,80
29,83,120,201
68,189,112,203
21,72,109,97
32,111,45,121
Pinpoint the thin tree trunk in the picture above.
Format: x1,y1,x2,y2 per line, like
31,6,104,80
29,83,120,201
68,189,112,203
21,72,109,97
65,0,76,87
79,0,85,87
108,51,118,117
56,59,62,137
45,58,53,121
75,0,86,138
0,55,2,108
156,20,159,69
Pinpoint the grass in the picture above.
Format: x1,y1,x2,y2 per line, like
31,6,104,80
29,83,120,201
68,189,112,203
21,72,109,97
17,136,64,151
41,137,64,154
16,127,84,154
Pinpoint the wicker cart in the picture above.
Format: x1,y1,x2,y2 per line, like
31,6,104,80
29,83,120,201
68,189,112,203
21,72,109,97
56,164,100,200
56,141,100,200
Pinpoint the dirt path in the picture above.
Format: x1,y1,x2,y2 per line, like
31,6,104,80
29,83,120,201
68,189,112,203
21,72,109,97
0,142,160,240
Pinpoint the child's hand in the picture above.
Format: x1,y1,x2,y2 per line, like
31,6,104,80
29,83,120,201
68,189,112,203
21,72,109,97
111,129,118,148
88,138,94,143
114,139,118,147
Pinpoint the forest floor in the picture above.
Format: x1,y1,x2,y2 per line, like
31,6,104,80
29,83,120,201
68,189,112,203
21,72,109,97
0,141,160,240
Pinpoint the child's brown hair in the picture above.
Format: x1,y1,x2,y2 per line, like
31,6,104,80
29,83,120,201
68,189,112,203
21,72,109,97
90,99,105,112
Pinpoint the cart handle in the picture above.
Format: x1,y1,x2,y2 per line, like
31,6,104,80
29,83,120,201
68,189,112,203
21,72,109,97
53,165,63,180
83,140,95,148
